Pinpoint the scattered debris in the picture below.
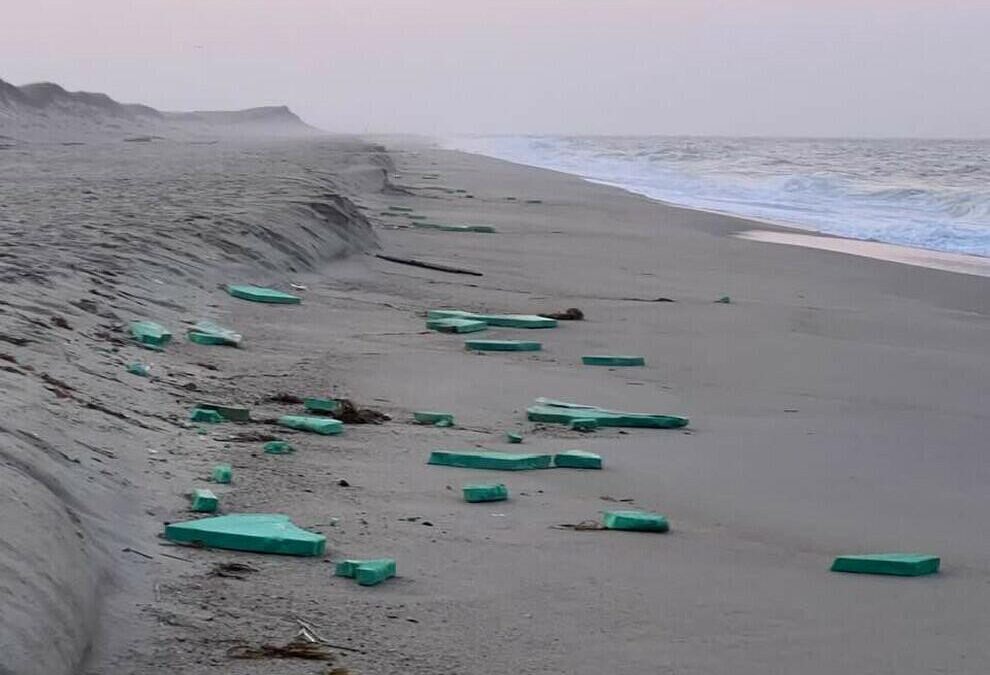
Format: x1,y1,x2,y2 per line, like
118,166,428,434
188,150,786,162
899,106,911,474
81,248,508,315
164,514,326,556
582,355,645,367
428,309,557,329
218,430,280,443
554,450,602,469
428,450,553,471
263,440,295,454
226,284,302,305
210,561,259,579
227,637,334,661
830,553,940,577
305,397,341,414
465,339,542,352
602,510,670,532
463,483,509,503
527,398,689,429
505,432,523,444
278,415,343,435
190,408,225,424
426,317,488,334
375,254,483,277
539,307,584,321
569,418,599,432
599,495,635,503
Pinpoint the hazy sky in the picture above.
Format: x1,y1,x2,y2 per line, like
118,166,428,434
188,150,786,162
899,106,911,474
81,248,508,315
3,0,989,137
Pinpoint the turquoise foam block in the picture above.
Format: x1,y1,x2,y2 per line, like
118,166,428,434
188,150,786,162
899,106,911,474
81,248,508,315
187,320,242,347
603,510,670,532
527,398,688,429
225,284,301,305
212,464,233,484
191,488,218,513
426,318,489,334
830,553,940,577
130,320,172,349
463,483,509,503
126,362,150,377
336,557,395,579
427,309,556,329
357,559,397,586
465,339,542,352
263,440,294,454
414,411,455,425
582,355,646,367
553,450,602,469
304,397,340,413
428,450,552,471
164,514,326,556
196,402,251,422
190,408,224,424
277,415,343,435
388,206,415,212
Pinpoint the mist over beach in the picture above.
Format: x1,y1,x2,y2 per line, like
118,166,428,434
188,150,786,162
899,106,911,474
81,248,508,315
2,2,989,674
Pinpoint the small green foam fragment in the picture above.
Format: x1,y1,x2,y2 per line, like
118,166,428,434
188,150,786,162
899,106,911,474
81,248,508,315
187,320,242,347
427,309,556,329
190,408,224,424
388,206,415,212
195,402,250,422
191,488,219,513
527,398,688,429
603,510,670,532
277,415,343,435
263,440,294,454
225,284,301,305
357,559,397,586
554,450,602,469
465,339,542,352
428,450,552,471
582,355,646,367
212,464,233,484
164,513,326,556
130,320,172,349
505,432,523,444
569,418,598,432
830,553,940,577
126,362,150,377
426,318,488,334
715,295,732,304
413,411,455,426
463,483,509,503
304,397,340,413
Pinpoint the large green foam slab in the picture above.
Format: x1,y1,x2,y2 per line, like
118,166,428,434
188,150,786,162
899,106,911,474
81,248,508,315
187,320,242,347
554,450,602,469
226,284,301,304
463,483,509,502
527,398,688,429
196,402,251,422
830,553,940,577
426,317,488,334
277,415,343,435
428,450,552,471
602,510,670,532
130,320,172,349
427,309,556,329
164,514,326,556
465,339,542,352
582,355,646,367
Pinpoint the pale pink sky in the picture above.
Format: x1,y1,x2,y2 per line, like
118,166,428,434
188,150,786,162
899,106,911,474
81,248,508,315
3,0,988,136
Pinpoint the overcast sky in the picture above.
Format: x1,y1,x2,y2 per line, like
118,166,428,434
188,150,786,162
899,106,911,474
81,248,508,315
3,0,989,137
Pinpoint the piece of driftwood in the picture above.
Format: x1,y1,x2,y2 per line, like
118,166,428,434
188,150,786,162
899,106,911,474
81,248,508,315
375,254,483,276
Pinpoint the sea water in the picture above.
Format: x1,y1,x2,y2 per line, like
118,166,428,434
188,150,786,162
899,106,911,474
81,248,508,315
445,136,990,257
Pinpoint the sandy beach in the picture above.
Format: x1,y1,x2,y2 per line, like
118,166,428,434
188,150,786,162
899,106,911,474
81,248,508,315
2,134,989,675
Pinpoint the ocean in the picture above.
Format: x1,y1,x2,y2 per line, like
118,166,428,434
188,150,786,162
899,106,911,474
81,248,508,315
445,136,990,258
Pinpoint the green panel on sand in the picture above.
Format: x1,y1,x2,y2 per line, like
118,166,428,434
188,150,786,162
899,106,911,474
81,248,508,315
130,321,172,349
527,398,688,429
465,339,542,352
304,397,340,413
212,464,233,484
602,510,670,532
505,432,523,444
582,355,646,367
830,554,940,577
196,402,251,422
164,513,326,556
187,320,242,347
554,450,602,469
225,284,301,305
191,488,218,513
127,362,150,377
427,309,556,329
263,440,295,454
414,411,455,426
463,483,509,503
190,408,224,424
426,318,488,334
428,450,552,471
277,415,343,435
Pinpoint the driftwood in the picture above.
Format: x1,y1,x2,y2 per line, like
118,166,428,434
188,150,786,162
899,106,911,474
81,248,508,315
375,254,483,277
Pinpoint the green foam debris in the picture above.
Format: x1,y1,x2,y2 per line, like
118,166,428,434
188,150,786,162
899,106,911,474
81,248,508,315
830,553,940,577
335,558,397,586
426,317,488,334
505,432,523,444
304,397,340,413
582,355,646,367
191,488,218,513
554,450,602,469
569,418,598,432
190,408,224,424
164,513,326,556
427,309,557,329
465,339,542,352
277,415,343,435
428,450,552,471
187,320,242,347
463,483,509,503
225,284,301,305
388,206,415,212
263,440,294,454
130,320,172,349
126,362,150,377
527,398,688,429
413,223,496,233
195,402,250,422
603,510,670,532
212,464,233,484
414,411,455,426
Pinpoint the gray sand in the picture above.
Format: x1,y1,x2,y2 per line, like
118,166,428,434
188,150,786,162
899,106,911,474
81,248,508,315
2,119,989,673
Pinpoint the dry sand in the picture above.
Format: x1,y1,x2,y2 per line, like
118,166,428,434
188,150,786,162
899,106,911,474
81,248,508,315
2,131,989,674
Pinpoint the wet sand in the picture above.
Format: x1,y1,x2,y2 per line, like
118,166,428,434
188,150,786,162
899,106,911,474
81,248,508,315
2,137,989,674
